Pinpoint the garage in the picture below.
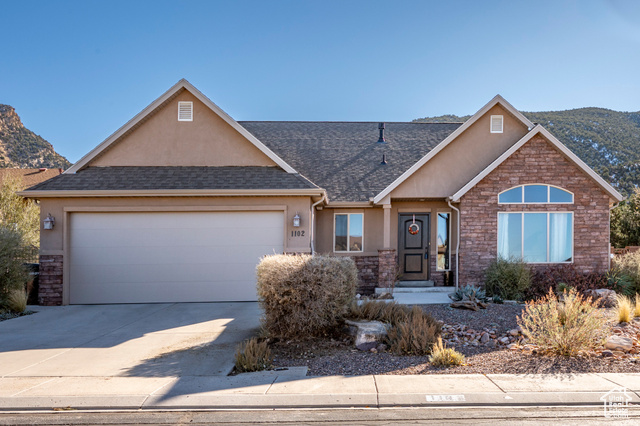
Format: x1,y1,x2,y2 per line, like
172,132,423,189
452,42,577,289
68,211,284,304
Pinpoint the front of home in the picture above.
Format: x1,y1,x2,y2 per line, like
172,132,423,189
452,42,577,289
22,80,623,305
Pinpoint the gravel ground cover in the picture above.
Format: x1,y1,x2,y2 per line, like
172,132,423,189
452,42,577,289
270,303,640,375
0,310,34,322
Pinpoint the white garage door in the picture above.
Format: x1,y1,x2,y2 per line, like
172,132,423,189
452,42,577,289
69,211,284,304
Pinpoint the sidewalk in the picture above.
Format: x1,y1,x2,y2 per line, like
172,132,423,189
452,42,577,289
1,369,640,411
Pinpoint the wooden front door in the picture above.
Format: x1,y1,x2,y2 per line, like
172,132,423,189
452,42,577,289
398,213,430,281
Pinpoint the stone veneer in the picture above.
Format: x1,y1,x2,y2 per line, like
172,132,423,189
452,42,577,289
38,254,63,306
378,249,397,289
352,255,379,295
458,135,611,286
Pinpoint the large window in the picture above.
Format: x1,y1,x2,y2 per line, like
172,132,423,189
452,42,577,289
498,212,573,263
437,212,450,270
334,213,363,252
499,185,573,204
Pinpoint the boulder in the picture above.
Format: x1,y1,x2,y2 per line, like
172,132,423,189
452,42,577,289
605,335,633,352
345,319,389,351
377,292,393,300
586,289,617,308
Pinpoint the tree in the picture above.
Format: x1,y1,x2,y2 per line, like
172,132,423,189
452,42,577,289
0,175,39,256
611,188,640,248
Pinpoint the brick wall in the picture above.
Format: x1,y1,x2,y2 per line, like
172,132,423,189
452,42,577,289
352,255,379,295
459,136,611,286
38,254,63,306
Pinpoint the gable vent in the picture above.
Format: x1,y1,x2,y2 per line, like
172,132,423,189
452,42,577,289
178,101,193,121
490,115,503,133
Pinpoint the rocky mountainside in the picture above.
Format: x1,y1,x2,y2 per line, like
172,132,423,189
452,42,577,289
414,108,640,197
0,104,71,169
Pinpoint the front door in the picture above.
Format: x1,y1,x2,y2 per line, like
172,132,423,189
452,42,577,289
398,213,430,281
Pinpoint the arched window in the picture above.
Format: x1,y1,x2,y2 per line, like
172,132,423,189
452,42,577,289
498,185,573,204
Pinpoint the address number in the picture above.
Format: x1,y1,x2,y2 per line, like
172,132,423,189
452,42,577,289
291,230,305,237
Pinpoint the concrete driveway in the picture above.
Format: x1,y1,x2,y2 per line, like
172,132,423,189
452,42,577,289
0,303,261,378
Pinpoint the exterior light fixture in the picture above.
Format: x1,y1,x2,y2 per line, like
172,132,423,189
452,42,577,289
293,213,301,228
43,213,55,230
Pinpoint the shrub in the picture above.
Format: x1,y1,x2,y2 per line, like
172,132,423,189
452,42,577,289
348,300,412,326
234,338,272,373
517,288,607,356
429,337,465,367
257,254,358,339
615,295,634,323
606,268,635,296
636,294,640,318
0,176,39,258
484,257,531,300
527,264,609,301
449,285,487,302
613,251,640,295
6,289,27,313
386,305,441,355
0,227,31,310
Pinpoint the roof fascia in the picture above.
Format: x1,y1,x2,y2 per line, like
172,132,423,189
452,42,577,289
19,188,327,198
450,125,624,202
66,79,297,174
325,201,374,208
373,95,535,204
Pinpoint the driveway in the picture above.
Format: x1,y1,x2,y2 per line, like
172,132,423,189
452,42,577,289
0,303,261,378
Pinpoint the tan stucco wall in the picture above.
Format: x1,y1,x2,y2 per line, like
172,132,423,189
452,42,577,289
39,196,312,255
90,90,277,167
391,104,529,198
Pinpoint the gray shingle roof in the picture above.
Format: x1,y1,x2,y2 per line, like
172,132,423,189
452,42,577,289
26,166,318,192
239,122,461,202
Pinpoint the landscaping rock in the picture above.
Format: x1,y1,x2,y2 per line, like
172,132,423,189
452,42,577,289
504,300,518,305
480,332,489,343
508,329,520,336
377,292,393,300
345,320,389,351
602,350,614,357
586,289,617,308
605,335,633,352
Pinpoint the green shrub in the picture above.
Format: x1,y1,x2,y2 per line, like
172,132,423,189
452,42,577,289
607,268,635,296
257,254,358,339
613,251,640,294
0,176,39,258
0,227,31,310
448,285,487,302
517,288,607,357
234,338,272,373
429,337,466,367
484,257,531,300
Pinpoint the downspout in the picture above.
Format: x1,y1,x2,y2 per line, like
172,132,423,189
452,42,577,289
447,199,461,290
310,195,326,255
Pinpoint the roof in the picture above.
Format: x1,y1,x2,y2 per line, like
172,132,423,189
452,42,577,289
25,166,319,193
0,168,62,189
450,125,624,203
66,79,297,174
240,121,461,202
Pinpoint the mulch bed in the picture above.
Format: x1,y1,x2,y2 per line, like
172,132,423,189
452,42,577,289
270,303,640,375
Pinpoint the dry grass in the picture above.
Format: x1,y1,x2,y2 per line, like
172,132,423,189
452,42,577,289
348,301,413,326
6,289,27,313
429,337,466,367
517,288,607,357
257,254,357,339
616,295,634,323
635,294,640,318
234,338,272,373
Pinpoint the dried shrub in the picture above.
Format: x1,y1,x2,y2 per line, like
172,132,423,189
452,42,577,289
348,300,413,326
517,288,607,356
0,227,30,310
527,264,610,301
6,289,27,313
234,338,272,373
429,337,466,367
484,257,531,300
635,294,640,318
615,295,634,323
257,254,357,339
613,251,640,295
386,305,441,355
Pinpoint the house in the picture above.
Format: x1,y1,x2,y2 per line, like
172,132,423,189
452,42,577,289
21,80,624,305
0,168,63,189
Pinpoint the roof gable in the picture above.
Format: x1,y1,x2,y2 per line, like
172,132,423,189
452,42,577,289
373,95,534,203
66,80,296,174
450,125,624,202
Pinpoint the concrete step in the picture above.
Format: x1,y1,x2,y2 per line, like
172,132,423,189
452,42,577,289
375,286,453,294
396,280,434,288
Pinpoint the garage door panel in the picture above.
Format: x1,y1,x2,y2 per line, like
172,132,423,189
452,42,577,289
69,212,284,304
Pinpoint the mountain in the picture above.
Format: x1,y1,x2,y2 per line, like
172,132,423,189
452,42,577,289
0,104,71,169
414,108,640,197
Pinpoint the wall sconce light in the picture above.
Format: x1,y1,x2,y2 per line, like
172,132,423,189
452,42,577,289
292,213,301,228
43,213,55,230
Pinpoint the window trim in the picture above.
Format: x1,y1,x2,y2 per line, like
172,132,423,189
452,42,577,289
490,115,503,133
178,101,193,121
497,211,574,264
436,210,451,271
333,212,364,253
498,184,574,205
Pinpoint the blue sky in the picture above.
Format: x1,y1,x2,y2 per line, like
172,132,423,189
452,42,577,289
1,0,639,163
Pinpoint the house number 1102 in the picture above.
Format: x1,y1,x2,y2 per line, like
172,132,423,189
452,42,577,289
291,230,305,237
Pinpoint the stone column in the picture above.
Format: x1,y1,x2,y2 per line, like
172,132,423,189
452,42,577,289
378,249,397,289
38,255,63,306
